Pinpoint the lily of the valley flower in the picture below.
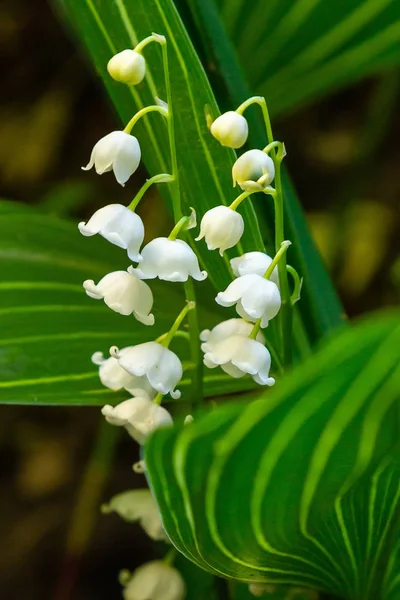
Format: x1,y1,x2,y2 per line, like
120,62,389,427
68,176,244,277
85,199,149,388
83,270,154,324
216,274,281,327
232,149,275,192
129,238,207,282
231,251,279,286
196,206,244,255
107,50,146,85
203,334,275,386
122,561,186,600
91,352,156,397
210,111,248,149
102,489,166,541
78,204,144,262
112,342,183,399
102,394,173,445
200,318,264,353
82,131,141,186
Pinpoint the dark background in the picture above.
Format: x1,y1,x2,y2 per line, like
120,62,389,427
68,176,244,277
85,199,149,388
0,0,399,598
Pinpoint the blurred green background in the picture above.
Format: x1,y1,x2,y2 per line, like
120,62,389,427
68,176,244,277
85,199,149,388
0,0,399,598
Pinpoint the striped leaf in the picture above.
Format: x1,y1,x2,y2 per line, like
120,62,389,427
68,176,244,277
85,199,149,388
145,312,400,599
0,201,257,405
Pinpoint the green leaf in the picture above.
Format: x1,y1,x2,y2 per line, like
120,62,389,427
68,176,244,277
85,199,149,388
219,0,400,115
145,311,400,599
0,201,257,405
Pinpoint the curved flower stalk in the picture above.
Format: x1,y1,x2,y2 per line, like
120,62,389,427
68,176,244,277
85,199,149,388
216,274,281,328
82,131,141,186
78,204,144,262
102,488,167,541
101,393,173,445
129,237,207,283
83,270,154,324
91,352,156,398
111,342,183,399
121,560,186,600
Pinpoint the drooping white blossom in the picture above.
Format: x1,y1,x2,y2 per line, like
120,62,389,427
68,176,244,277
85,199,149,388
91,352,156,398
196,206,244,255
129,238,207,283
101,394,173,445
216,274,281,327
122,561,186,600
210,111,248,149
83,270,154,324
200,318,264,353
231,252,279,287
82,131,141,186
203,334,275,386
107,50,146,85
232,149,275,191
78,204,144,262
112,342,183,399
102,489,166,541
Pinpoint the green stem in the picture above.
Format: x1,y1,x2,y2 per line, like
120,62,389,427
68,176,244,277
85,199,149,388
128,173,174,211
168,215,191,240
153,391,164,405
236,96,273,144
134,34,162,54
123,105,168,134
264,240,291,279
249,319,262,340
229,190,253,211
163,548,177,566
287,265,302,305
159,37,203,404
160,302,195,348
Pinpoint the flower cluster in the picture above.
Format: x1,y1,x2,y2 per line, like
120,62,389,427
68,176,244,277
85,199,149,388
77,31,298,600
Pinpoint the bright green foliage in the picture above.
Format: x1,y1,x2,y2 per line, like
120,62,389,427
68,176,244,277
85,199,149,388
218,0,400,114
0,201,257,405
146,312,400,599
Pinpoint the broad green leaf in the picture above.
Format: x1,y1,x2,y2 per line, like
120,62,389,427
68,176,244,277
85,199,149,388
0,201,257,405
219,0,400,115
145,311,400,599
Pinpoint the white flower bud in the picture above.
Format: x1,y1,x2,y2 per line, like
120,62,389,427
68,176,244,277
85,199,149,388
102,394,173,445
210,111,248,149
216,274,281,327
196,206,244,255
82,131,141,186
129,238,207,283
203,334,275,386
231,252,279,287
78,204,144,262
232,149,275,191
107,50,146,85
200,318,264,353
83,270,154,325
91,352,156,397
113,342,183,399
102,489,166,541
122,561,186,600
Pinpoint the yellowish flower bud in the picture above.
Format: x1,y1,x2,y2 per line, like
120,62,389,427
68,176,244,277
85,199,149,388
232,149,275,191
107,50,146,86
210,111,248,149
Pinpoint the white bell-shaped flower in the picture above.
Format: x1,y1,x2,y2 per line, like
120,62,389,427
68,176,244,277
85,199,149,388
113,342,183,399
200,318,264,353
203,334,275,386
102,489,166,541
83,270,154,325
216,274,281,328
107,50,146,85
196,206,244,255
129,238,207,283
122,561,186,600
101,394,173,445
78,204,144,262
82,131,141,186
210,111,248,149
91,352,156,398
231,252,279,286
232,149,275,191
